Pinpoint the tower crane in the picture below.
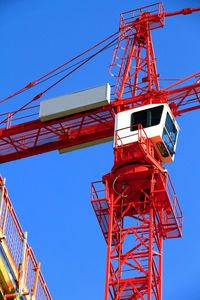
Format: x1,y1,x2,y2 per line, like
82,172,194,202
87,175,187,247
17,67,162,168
0,2,199,300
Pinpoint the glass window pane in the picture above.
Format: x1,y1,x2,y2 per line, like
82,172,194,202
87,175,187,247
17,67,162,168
162,113,177,156
165,113,177,145
130,105,163,131
162,128,174,156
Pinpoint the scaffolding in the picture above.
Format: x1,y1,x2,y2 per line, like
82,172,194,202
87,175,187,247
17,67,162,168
0,177,52,300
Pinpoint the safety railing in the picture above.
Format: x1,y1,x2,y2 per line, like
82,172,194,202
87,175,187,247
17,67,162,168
0,176,52,300
165,172,183,235
114,123,153,154
91,180,106,201
91,181,111,243
119,3,165,30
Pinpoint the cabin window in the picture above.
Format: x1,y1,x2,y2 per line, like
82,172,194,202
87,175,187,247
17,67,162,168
130,105,164,131
162,113,177,156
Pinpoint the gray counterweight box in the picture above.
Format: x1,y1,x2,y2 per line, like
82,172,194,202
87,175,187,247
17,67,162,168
39,83,111,122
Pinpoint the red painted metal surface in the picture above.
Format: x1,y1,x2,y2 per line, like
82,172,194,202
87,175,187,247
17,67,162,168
92,126,183,299
0,5,198,164
0,3,199,300
109,3,164,100
0,107,114,163
0,75,199,164
90,3,198,300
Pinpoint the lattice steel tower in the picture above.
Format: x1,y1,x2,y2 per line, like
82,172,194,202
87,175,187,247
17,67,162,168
91,3,200,300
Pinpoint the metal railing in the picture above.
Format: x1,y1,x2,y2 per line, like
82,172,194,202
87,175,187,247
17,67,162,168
119,3,165,30
91,180,106,201
114,123,152,153
165,172,183,235
0,176,52,300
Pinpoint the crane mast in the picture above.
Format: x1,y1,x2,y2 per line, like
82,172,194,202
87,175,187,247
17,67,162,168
92,3,200,300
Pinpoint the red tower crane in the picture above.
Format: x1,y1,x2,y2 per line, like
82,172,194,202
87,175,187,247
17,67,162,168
91,4,200,299
0,2,200,300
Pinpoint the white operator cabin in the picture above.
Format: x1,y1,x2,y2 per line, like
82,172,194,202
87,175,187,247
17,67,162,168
114,103,180,163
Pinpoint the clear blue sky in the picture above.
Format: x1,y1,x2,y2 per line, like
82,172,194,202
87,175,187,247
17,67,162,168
1,0,200,299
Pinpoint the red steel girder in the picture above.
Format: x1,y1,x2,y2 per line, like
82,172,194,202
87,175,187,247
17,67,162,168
92,127,183,300
0,106,114,164
109,3,163,100
92,164,183,300
109,2,200,104
165,79,200,116
0,3,198,164
111,81,200,116
0,78,199,164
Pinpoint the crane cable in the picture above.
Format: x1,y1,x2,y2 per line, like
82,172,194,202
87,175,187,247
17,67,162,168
0,30,119,105
32,39,119,88
35,35,119,99
0,31,120,126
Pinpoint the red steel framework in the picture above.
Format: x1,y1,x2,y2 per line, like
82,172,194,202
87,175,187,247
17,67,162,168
0,76,199,163
0,2,200,300
92,125,183,300
90,3,199,300
0,4,198,165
